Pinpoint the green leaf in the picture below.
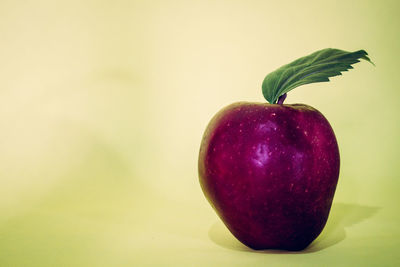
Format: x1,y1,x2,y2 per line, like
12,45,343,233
261,48,373,104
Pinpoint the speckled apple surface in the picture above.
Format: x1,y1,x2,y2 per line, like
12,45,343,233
199,102,340,250
0,1,399,266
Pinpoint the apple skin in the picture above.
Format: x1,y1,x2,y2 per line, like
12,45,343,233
198,102,340,251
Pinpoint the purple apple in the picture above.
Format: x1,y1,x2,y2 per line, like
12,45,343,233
198,102,339,250
198,49,372,250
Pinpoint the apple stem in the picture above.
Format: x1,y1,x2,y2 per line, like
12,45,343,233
277,93,287,105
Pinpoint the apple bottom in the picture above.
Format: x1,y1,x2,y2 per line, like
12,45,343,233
218,200,333,251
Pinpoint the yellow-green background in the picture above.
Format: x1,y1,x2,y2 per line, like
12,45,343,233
0,0,399,266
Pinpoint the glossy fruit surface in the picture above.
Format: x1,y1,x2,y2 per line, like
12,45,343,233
198,102,340,250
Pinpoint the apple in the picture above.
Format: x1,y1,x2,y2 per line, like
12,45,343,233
198,101,339,250
198,48,372,250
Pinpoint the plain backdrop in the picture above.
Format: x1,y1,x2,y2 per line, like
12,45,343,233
0,0,399,266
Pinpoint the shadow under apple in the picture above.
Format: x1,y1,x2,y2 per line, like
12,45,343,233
208,202,380,253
